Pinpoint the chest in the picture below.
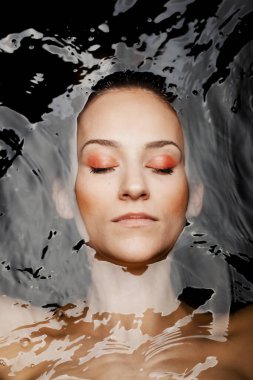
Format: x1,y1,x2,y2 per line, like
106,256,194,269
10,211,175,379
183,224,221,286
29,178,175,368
0,332,246,380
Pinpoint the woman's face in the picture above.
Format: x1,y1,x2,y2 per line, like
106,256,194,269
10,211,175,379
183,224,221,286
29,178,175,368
75,87,189,266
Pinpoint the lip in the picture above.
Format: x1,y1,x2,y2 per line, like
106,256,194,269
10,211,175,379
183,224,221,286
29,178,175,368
111,213,158,227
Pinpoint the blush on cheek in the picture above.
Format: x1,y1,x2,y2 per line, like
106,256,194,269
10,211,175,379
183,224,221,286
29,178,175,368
175,187,189,214
76,195,94,222
75,179,92,212
166,178,188,210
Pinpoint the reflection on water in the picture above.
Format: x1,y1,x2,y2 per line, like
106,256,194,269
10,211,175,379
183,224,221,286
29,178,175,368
0,290,229,379
0,0,253,378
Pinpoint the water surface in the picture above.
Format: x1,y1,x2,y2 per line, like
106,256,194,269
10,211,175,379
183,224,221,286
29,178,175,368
0,0,253,378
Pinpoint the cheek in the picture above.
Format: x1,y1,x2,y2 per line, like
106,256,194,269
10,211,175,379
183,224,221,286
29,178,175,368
75,174,111,219
161,177,189,216
75,176,97,216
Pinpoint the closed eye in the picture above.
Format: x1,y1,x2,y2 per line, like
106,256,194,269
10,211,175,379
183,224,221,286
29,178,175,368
90,167,115,174
90,167,174,174
152,167,174,175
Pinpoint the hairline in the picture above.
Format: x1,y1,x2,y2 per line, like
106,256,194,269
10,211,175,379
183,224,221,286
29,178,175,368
78,84,177,121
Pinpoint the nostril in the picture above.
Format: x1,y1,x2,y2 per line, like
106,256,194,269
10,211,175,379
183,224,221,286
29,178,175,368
120,190,149,200
118,176,150,200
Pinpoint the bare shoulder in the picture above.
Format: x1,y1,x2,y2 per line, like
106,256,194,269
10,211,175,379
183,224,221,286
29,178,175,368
228,305,253,380
230,304,253,332
0,295,51,336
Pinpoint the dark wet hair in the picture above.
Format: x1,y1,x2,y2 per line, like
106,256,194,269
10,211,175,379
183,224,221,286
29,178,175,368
82,70,177,113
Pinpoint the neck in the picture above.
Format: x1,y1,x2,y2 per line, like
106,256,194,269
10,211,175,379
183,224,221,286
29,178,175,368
85,251,181,321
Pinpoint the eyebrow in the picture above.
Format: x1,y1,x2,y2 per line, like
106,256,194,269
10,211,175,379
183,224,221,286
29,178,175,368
81,139,182,153
81,139,120,151
145,140,181,152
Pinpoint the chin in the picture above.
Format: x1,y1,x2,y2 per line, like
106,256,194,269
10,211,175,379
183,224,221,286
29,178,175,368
97,242,170,267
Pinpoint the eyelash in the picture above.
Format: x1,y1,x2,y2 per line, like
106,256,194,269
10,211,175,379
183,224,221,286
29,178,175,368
90,167,115,174
152,168,174,175
90,167,174,175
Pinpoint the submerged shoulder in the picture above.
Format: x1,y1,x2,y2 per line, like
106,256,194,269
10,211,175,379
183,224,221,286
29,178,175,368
228,305,253,379
0,295,51,336
230,304,253,332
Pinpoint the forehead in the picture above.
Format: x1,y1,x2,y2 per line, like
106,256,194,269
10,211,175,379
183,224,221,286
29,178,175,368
77,88,184,148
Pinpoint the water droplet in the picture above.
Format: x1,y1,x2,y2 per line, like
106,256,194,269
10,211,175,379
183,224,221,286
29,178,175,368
0,359,6,366
55,309,65,321
20,337,31,347
98,23,109,33
87,44,100,52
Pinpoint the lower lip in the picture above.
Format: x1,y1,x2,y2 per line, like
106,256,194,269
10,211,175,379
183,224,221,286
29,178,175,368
114,219,156,227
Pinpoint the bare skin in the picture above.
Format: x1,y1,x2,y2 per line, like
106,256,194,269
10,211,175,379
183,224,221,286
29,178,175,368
1,88,252,379
0,256,253,379
0,300,253,379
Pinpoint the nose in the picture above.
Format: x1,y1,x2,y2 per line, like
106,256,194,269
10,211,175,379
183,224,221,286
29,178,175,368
118,167,150,201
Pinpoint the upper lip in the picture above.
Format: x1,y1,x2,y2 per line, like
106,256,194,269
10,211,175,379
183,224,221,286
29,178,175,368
112,213,158,222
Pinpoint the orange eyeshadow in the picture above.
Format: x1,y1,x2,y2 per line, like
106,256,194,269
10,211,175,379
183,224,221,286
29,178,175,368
147,155,177,169
86,153,117,168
